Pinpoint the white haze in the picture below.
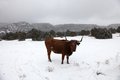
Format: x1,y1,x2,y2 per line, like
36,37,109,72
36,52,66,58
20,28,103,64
0,0,120,25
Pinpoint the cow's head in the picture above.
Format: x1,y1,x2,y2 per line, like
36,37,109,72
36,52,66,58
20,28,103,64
69,40,81,52
76,36,83,45
69,36,83,52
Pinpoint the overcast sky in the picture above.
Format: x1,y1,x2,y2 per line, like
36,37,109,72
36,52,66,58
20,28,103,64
0,0,120,25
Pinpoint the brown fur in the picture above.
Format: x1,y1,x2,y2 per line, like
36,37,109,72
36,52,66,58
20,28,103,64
45,37,80,64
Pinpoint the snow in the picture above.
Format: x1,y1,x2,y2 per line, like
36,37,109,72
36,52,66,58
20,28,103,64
0,34,120,80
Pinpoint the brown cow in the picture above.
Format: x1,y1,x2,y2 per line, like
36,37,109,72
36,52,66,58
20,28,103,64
45,37,83,64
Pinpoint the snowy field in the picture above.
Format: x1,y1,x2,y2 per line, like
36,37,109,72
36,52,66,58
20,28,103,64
0,34,120,80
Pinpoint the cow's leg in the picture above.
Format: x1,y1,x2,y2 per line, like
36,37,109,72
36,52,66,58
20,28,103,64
66,56,69,64
47,49,52,62
61,54,65,64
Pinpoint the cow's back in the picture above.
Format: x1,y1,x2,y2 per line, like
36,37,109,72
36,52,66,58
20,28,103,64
45,38,67,53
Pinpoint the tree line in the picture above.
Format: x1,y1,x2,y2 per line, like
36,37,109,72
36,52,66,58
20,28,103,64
0,26,120,41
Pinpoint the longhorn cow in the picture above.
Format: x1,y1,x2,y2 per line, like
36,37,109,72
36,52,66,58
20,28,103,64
44,36,83,64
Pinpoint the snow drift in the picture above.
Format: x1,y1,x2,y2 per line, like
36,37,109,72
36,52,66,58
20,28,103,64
0,34,120,80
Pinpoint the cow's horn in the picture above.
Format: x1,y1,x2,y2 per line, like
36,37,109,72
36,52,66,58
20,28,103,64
79,36,83,42
65,36,67,40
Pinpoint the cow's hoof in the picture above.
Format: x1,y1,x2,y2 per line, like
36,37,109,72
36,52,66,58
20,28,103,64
48,60,52,62
67,63,70,64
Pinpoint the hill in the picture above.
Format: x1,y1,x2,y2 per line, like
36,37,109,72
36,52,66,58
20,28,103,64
0,22,120,33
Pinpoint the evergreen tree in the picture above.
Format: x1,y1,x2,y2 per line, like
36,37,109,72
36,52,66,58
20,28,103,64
91,28,112,39
117,26,120,33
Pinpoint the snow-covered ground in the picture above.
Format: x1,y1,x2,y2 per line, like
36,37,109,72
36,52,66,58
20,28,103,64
0,34,120,80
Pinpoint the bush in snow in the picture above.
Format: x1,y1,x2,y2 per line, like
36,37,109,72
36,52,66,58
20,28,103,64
79,30,90,36
105,59,110,64
46,66,54,72
109,28,117,34
17,32,26,41
2,32,26,41
91,28,112,39
117,26,120,33
0,38,2,41
73,62,80,66
18,74,26,80
2,32,18,40
27,29,42,41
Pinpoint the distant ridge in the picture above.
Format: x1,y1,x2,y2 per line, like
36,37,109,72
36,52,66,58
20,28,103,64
0,21,120,33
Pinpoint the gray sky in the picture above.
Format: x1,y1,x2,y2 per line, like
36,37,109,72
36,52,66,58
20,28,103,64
0,0,120,25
